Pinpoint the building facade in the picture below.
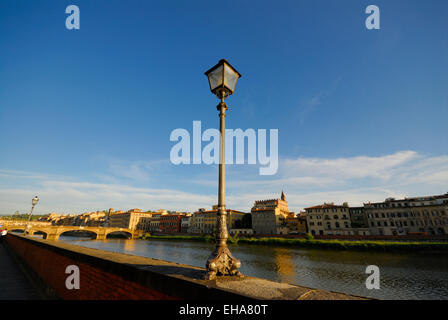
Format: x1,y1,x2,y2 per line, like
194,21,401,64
108,209,154,231
286,213,307,234
251,192,290,235
305,203,352,236
180,214,191,233
188,209,205,234
349,207,369,228
365,194,448,235
160,214,184,233
188,207,245,234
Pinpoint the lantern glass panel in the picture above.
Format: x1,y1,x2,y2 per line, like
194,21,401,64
223,64,239,93
207,65,224,91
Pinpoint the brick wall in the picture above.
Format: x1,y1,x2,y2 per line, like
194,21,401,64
4,234,178,300
3,234,372,301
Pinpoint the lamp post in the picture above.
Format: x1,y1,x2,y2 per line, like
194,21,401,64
24,196,39,235
204,59,243,280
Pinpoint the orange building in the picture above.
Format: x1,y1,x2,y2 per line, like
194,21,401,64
160,214,184,233
286,213,307,234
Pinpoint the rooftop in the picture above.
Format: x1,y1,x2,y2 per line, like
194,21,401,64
305,203,348,210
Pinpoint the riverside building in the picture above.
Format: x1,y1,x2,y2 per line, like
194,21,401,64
305,203,352,236
180,214,192,233
349,206,369,228
365,193,448,235
189,206,245,234
251,191,290,235
160,213,185,233
108,209,154,231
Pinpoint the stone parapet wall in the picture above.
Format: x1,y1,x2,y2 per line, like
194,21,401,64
4,234,368,300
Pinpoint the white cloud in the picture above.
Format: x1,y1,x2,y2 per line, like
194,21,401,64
224,150,448,211
282,150,418,180
0,150,447,215
107,160,153,181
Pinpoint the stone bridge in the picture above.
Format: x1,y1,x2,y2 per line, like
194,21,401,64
4,222,140,241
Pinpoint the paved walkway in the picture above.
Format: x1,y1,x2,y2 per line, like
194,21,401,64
0,240,41,300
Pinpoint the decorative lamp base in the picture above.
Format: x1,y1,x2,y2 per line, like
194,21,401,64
204,245,243,280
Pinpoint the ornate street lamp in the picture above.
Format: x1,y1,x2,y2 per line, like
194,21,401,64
204,59,242,280
24,196,39,235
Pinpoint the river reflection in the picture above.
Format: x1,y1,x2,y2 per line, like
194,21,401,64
58,236,448,300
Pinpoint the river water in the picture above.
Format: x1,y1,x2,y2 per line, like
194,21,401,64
54,235,448,300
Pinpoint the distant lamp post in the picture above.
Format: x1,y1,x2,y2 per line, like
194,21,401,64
24,196,39,235
204,59,242,280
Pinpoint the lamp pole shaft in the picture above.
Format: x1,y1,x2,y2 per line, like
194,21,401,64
25,204,35,235
217,100,227,247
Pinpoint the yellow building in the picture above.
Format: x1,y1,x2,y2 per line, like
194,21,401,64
305,203,352,236
189,206,245,234
108,209,154,231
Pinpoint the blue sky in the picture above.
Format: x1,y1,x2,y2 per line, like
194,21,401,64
0,0,447,215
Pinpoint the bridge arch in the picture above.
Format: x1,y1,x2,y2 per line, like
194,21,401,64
105,231,132,239
25,229,49,238
59,229,98,239
9,228,26,234
32,230,48,238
